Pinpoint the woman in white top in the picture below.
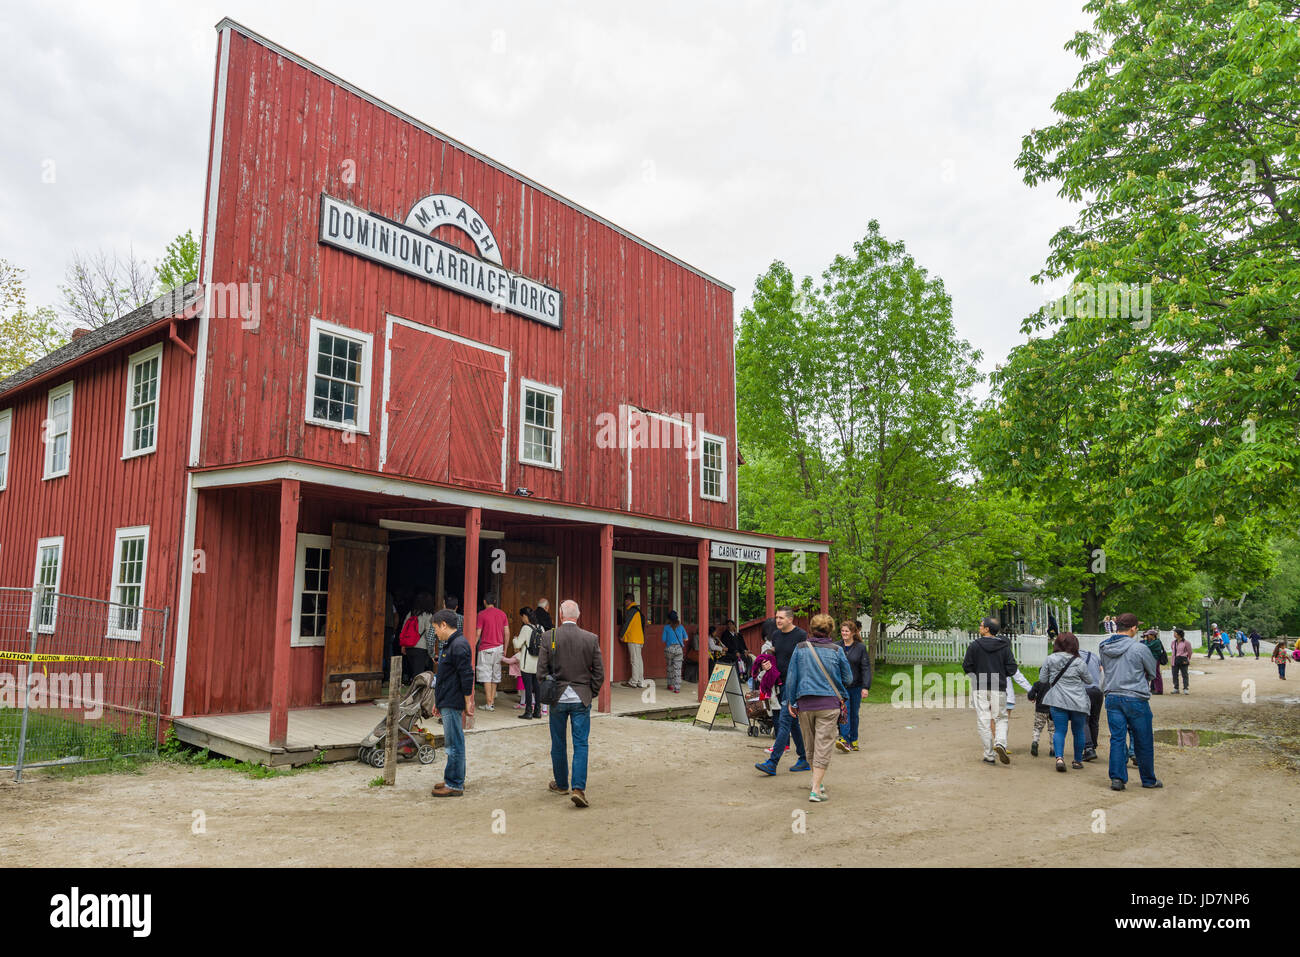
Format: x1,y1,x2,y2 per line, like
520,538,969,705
513,607,541,720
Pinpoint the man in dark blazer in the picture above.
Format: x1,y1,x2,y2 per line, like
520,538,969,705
536,599,604,808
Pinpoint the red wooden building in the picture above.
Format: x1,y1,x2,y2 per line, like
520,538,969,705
0,19,830,745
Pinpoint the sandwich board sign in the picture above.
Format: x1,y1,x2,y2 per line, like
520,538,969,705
693,663,749,731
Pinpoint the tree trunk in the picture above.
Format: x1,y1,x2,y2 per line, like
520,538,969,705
1080,582,1101,634
867,590,884,662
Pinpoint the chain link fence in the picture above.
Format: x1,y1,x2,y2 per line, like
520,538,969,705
0,586,169,780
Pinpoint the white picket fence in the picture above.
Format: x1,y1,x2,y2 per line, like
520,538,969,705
880,629,1202,668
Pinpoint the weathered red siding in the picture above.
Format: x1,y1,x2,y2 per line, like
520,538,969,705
0,326,196,712
184,485,323,715
198,29,737,528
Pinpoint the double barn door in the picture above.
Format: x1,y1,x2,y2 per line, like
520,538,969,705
381,316,508,490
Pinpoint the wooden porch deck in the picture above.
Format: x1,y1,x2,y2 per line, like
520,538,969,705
172,681,714,766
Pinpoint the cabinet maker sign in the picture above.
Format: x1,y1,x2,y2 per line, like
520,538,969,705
318,193,563,328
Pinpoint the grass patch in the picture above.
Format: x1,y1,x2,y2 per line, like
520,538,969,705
0,707,157,767
156,727,328,778
866,663,1041,705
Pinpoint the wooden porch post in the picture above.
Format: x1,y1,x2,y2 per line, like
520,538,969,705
598,524,613,713
819,551,829,616
434,535,446,607
463,507,481,647
765,546,776,620
463,508,480,720
269,479,300,748
697,538,710,702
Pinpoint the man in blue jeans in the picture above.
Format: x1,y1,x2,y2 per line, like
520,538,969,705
1099,612,1162,790
536,599,604,808
430,609,474,797
755,607,810,775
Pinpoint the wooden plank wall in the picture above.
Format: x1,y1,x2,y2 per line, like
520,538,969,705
0,327,195,713
200,30,737,528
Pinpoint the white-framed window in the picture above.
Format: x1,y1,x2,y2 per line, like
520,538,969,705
107,526,150,640
33,536,64,633
43,381,73,479
292,533,332,647
0,408,11,491
519,379,562,469
700,432,727,502
123,344,162,458
306,318,372,433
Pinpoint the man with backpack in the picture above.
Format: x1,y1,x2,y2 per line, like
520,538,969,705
962,617,1017,765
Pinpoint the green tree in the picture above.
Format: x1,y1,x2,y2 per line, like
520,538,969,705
1011,0,1300,540
0,260,67,379
736,223,1016,654
155,229,199,295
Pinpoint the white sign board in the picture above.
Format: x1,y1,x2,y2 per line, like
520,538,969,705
318,194,562,328
710,542,767,564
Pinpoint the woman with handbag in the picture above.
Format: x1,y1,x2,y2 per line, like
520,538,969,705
1038,631,1096,772
782,613,853,802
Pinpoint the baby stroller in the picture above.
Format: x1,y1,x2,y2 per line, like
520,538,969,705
357,671,438,769
744,690,776,738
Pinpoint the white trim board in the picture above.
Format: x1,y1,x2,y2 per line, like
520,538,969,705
379,519,504,540
190,460,830,553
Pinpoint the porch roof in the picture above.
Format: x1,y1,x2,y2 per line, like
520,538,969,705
189,458,831,553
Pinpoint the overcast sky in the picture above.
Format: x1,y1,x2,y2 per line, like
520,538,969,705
1,0,1091,379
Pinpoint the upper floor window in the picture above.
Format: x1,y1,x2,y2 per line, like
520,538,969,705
44,382,73,479
33,536,64,633
700,432,726,502
108,526,150,639
0,409,11,490
123,344,162,458
306,318,371,433
519,379,561,469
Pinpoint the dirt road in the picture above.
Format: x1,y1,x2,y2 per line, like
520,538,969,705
1,654,1295,866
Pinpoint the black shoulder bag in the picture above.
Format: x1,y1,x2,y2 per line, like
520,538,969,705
1029,654,1076,703
537,629,562,706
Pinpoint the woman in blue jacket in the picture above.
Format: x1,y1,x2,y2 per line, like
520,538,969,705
784,613,853,803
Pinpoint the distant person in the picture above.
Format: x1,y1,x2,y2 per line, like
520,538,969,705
782,613,852,802
475,593,510,712
444,595,464,632
399,591,437,684
1170,628,1192,694
1273,642,1288,680
1100,612,1161,791
662,610,687,694
537,599,604,808
619,592,648,689
836,619,871,753
1047,611,1059,640
754,607,811,775
533,598,554,633
1207,624,1225,659
1038,632,1095,772
962,617,1017,765
513,607,540,719
1249,630,1261,659
430,609,473,797
1140,628,1168,695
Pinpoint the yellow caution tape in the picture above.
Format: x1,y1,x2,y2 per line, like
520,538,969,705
0,650,163,666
